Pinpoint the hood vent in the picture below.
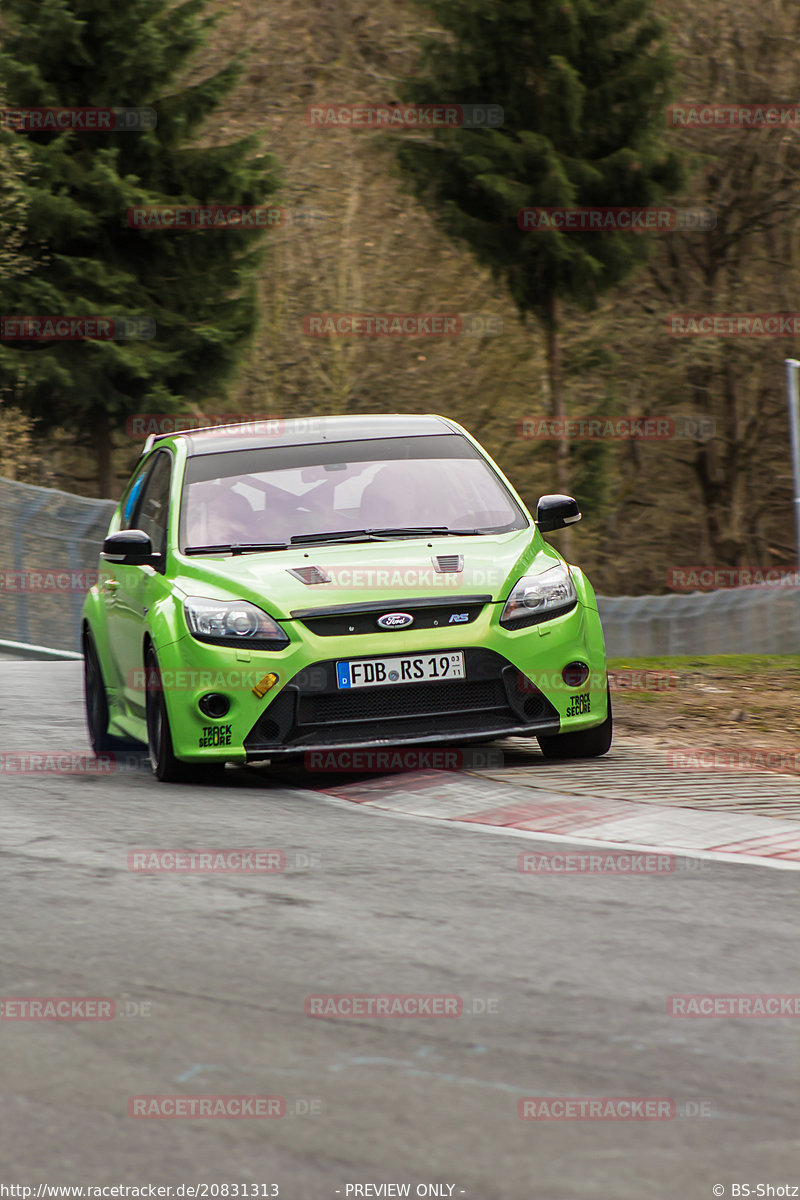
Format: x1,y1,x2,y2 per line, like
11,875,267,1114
287,565,331,585
432,554,464,574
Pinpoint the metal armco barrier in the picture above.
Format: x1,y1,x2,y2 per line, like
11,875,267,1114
0,476,798,656
0,478,115,654
598,588,800,656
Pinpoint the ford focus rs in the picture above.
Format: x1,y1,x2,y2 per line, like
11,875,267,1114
82,414,611,781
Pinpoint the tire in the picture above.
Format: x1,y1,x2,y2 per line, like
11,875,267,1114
83,628,142,754
144,645,227,784
537,683,613,760
83,628,117,753
145,645,197,782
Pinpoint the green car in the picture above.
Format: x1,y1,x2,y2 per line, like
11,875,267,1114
82,414,611,782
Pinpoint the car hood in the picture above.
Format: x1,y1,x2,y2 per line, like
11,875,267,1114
170,529,565,619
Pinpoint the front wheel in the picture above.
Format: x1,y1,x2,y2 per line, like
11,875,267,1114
83,628,141,753
144,646,228,784
537,684,613,759
144,646,197,782
83,628,116,753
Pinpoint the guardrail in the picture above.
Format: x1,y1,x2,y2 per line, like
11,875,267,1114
1,477,797,657
0,478,115,655
598,588,800,656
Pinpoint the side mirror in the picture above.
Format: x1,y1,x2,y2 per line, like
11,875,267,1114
536,494,582,533
102,529,155,565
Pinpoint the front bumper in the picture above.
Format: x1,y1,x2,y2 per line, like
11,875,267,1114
243,646,560,760
152,598,608,763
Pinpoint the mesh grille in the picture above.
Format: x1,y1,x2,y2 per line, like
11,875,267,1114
257,719,281,741
300,678,507,724
523,694,548,719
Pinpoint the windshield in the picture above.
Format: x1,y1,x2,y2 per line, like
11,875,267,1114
179,434,528,551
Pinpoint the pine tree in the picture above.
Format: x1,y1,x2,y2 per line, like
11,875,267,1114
0,93,30,282
396,0,683,545
0,0,279,496
0,82,36,470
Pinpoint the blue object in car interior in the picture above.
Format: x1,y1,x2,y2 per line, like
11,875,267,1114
124,474,146,523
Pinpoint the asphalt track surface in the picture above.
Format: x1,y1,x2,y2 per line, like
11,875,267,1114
1,662,798,1199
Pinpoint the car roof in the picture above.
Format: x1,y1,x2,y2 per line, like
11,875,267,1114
144,414,460,457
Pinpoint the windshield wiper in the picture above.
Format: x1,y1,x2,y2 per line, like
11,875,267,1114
290,526,484,545
184,542,289,556
369,526,485,538
290,529,374,545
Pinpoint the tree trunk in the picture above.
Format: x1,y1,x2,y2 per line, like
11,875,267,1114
94,411,113,499
544,291,573,560
691,349,749,566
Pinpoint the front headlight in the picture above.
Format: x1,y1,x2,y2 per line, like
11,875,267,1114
184,596,290,649
500,563,577,628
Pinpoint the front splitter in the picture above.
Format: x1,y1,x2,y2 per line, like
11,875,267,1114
243,719,560,762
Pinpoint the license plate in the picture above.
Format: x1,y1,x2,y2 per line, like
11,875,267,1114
336,652,465,689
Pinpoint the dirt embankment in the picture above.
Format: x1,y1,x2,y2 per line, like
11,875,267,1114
609,658,800,770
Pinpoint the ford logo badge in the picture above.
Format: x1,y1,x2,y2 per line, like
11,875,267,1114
377,612,414,629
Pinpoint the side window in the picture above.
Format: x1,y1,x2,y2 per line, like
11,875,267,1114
133,452,172,562
120,461,151,530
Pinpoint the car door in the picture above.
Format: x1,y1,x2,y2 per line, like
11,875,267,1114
110,451,173,716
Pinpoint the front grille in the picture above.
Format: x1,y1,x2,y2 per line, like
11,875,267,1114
293,595,490,637
301,678,507,724
244,648,560,754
